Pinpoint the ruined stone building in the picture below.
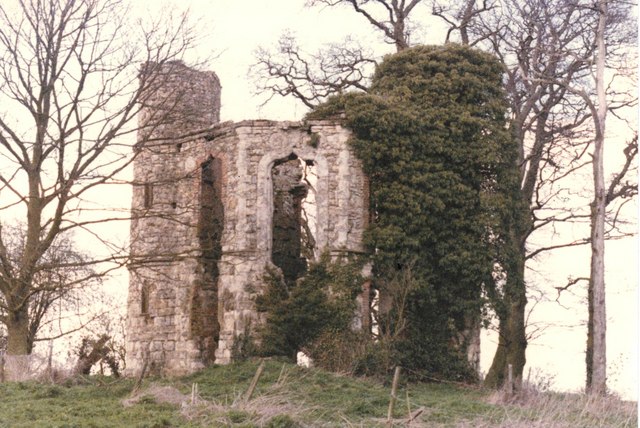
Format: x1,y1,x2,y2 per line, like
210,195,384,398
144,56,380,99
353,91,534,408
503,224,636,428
125,62,369,375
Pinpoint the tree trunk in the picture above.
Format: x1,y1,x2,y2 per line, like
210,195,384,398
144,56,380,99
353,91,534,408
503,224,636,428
485,230,527,389
6,305,31,356
587,135,607,396
4,305,32,382
484,283,527,388
586,0,608,396
484,98,549,391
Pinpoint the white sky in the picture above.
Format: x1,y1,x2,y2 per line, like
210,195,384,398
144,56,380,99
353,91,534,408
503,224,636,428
1,0,636,400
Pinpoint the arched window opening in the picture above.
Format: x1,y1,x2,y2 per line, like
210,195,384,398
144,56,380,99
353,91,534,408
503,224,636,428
271,154,317,284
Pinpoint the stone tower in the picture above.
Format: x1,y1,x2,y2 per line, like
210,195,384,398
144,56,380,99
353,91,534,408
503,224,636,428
126,62,369,376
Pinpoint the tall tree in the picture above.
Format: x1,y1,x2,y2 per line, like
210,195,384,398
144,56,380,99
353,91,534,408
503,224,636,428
587,0,609,396
548,0,638,395
0,0,195,370
459,0,599,387
441,0,636,388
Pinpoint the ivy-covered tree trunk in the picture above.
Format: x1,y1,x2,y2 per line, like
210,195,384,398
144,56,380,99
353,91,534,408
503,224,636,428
484,107,548,389
4,297,32,381
484,191,529,389
4,279,33,357
484,261,527,388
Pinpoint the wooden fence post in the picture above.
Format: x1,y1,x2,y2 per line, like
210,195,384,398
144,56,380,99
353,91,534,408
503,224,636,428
244,360,265,403
191,383,199,404
506,364,514,396
47,341,53,382
130,353,149,397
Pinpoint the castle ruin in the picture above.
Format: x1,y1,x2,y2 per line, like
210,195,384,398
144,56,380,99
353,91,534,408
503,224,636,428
125,62,369,375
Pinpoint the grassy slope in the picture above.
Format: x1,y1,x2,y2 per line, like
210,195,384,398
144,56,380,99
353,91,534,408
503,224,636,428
0,360,636,427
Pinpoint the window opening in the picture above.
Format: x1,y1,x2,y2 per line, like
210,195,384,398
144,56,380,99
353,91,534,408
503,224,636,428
143,183,153,209
192,157,223,363
271,154,317,284
140,284,150,319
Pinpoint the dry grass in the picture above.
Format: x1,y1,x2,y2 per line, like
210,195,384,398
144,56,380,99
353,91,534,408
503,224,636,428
179,362,638,427
0,360,636,427
179,391,313,427
174,373,317,427
122,384,190,407
464,383,639,428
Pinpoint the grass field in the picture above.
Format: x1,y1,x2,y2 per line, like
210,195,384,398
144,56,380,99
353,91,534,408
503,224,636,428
0,360,636,427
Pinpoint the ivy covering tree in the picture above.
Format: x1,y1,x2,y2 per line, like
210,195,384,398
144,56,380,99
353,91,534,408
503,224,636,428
308,44,528,381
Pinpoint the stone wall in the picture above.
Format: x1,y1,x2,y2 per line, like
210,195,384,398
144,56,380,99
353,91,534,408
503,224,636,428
126,63,369,376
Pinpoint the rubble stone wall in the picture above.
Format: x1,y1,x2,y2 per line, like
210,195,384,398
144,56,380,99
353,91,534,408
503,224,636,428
126,63,369,376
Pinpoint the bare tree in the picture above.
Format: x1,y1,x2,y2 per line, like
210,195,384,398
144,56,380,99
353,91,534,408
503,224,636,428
307,0,424,51
458,0,600,388
253,34,376,109
252,0,428,108
0,224,107,355
586,0,609,395
552,0,638,395
0,0,196,368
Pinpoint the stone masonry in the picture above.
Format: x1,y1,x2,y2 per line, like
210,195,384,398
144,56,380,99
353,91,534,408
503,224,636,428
126,62,369,376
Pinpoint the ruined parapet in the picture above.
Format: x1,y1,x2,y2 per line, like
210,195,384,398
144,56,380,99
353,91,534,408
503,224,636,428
137,60,221,142
126,64,369,376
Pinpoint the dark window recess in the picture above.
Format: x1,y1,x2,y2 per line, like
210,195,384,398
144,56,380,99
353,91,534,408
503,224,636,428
143,183,153,209
271,154,315,285
171,202,177,209
141,284,150,316
176,143,183,152
191,157,224,363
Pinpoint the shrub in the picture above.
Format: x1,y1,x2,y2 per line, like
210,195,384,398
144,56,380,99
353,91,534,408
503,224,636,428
304,329,370,374
231,323,257,362
256,253,364,362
